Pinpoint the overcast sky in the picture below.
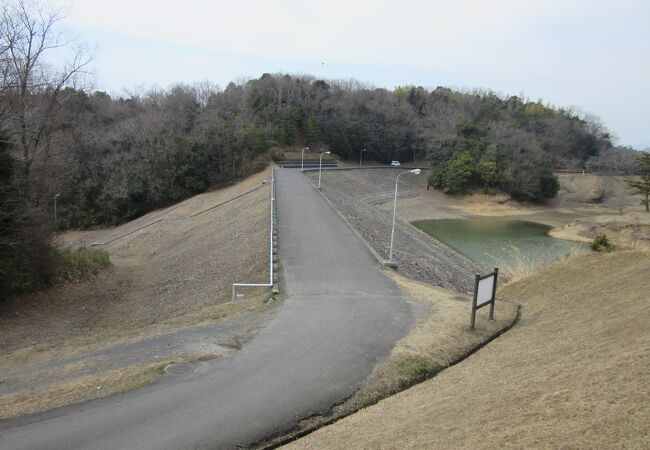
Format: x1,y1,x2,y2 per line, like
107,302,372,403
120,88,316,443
52,0,650,149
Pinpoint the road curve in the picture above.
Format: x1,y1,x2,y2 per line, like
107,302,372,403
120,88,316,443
0,169,413,449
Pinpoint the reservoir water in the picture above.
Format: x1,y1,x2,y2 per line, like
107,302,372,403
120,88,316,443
413,218,590,270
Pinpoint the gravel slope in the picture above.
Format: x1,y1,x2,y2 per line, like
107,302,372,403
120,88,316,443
305,168,480,292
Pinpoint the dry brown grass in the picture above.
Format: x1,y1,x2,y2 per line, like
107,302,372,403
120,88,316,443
0,348,228,419
341,270,518,410
381,173,644,231
0,168,272,368
0,361,170,419
551,212,650,251
262,271,517,447
557,174,638,205
286,251,650,449
0,294,266,369
487,243,587,286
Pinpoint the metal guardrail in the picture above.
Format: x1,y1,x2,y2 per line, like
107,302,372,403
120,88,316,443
300,165,430,173
232,168,277,301
275,160,336,164
279,163,338,169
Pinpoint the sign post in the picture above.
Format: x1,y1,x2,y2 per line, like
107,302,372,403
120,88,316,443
470,268,499,329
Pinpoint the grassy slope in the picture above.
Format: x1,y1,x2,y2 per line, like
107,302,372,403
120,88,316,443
0,168,271,366
263,272,518,446
551,212,650,251
287,251,650,449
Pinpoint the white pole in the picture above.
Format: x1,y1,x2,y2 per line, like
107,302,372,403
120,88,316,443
359,148,366,168
388,175,401,262
388,169,421,262
318,151,330,189
302,147,308,170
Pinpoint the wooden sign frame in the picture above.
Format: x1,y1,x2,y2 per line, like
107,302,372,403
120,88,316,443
470,268,498,329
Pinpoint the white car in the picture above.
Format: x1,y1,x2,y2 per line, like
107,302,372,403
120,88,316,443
390,161,401,167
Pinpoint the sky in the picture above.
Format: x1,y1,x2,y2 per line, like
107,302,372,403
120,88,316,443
51,0,650,149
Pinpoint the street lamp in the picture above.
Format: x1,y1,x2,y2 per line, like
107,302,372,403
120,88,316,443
301,147,309,170
317,151,331,189
388,169,421,263
54,193,61,222
359,148,366,168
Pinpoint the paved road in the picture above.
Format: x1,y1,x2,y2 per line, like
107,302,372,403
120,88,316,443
0,169,413,449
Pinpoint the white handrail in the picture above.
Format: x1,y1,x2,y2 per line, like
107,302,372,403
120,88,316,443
232,168,276,301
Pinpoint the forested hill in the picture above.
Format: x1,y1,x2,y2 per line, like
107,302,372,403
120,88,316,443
0,71,641,296
6,74,637,229
0,0,641,298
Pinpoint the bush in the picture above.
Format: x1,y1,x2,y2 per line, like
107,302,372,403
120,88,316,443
505,158,560,202
590,235,615,253
60,248,111,282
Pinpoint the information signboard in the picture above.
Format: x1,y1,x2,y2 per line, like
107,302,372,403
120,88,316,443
476,275,495,307
470,268,499,329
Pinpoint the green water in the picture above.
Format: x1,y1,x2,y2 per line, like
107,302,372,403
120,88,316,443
413,218,589,270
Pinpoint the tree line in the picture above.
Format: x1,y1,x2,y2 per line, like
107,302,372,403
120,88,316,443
0,0,642,297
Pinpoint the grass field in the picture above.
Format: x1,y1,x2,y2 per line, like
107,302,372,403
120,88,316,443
0,361,171,419
286,251,650,449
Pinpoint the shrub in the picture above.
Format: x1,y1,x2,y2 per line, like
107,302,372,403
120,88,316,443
590,235,615,253
60,248,111,282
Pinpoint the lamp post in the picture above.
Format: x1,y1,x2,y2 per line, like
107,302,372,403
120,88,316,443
388,169,421,262
54,193,61,222
317,151,331,189
301,146,309,170
359,148,366,168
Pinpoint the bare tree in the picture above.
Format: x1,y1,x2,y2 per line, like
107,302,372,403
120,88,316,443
0,0,94,178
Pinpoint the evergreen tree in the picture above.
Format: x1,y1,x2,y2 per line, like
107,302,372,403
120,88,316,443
627,153,650,212
303,116,319,144
0,132,56,298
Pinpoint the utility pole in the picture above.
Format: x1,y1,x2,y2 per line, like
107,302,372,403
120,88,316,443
302,147,309,170
318,151,331,189
388,170,421,262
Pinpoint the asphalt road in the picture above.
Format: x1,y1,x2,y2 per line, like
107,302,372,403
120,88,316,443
0,169,413,449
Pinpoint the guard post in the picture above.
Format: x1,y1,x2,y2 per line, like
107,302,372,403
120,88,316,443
470,268,499,330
